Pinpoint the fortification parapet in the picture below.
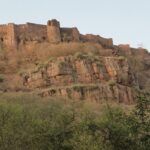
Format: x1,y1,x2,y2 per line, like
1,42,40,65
0,19,115,49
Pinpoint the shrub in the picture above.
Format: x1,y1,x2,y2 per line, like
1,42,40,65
74,52,85,60
108,79,117,87
0,93,149,150
0,74,4,82
117,56,125,61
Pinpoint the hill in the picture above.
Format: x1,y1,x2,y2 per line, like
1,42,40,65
0,19,150,104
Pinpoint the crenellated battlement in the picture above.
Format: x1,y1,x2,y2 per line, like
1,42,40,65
0,19,113,49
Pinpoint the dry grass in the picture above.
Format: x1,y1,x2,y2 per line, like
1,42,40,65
25,42,104,60
0,43,103,73
0,42,104,73
0,42,104,90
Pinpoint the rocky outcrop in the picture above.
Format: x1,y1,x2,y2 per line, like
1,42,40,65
21,54,140,103
38,84,136,104
23,55,135,88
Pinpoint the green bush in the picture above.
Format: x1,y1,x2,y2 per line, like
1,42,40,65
0,93,149,150
108,79,116,87
0,74,4,82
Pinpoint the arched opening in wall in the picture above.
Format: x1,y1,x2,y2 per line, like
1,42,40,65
17,37,20,43
42,36,46,41
1,38,4,42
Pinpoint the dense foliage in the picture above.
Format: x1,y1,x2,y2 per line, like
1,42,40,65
0,94,149,150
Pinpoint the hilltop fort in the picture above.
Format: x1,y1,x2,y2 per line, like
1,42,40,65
0,19,113,49
0,19,149,104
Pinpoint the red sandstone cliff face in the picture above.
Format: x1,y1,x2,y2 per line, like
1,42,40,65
23,55,135,88
0,42,149,103
20,53,143,104
39,84,135,104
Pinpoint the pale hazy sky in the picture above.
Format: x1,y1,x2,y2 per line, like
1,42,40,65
0,0,149,51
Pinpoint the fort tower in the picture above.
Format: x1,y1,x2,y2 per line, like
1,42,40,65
47,19,61,43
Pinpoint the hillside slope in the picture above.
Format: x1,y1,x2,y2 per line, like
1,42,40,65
0,20,150,104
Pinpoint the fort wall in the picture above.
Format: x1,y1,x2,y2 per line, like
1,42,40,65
80,34,113,48
98,36,113,48
60,27,80,42
0,24,17,49
0,19,114,49
16,23,47,43
7,23,17,49
47,20,61,43
0,25,8,34
118,44,132,55
0,25,8,47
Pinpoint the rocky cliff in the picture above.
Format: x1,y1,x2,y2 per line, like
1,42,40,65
20,48,149,104
0,20,150,104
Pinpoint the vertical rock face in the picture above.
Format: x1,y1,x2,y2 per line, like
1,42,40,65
47,19,61,43
39,84,135,104
21,54,141,104
44,56,132,87
104,57,132,85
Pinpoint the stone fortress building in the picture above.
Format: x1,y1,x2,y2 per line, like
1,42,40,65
0,19,113,49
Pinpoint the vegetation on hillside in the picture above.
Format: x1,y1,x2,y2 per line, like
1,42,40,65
0,93,149,150
0,42,104,73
